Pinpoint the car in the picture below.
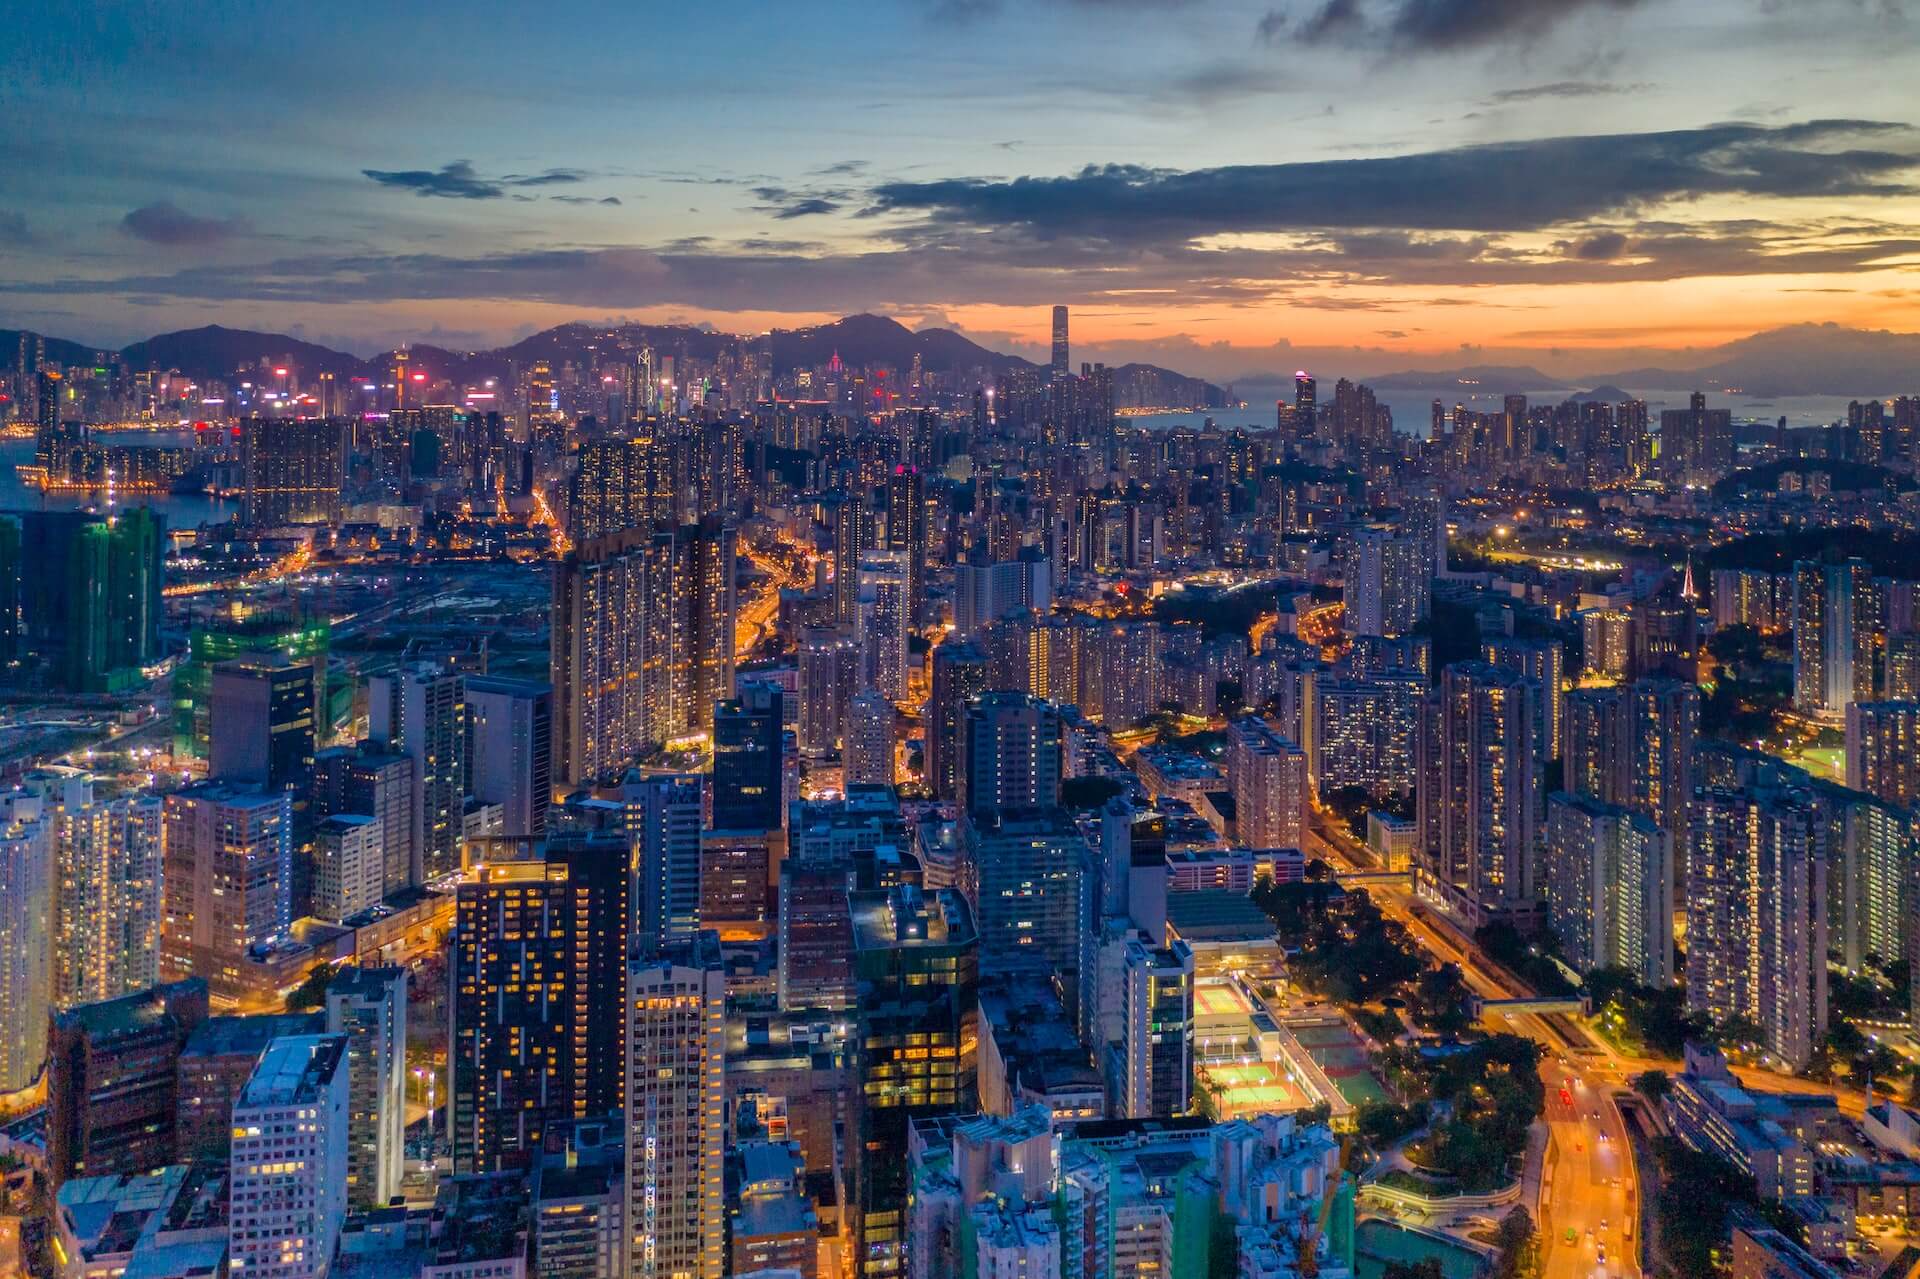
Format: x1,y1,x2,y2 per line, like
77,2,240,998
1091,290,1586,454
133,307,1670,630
1565,1228,1578,1245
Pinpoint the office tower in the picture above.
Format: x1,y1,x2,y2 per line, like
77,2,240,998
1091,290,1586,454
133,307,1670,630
1227,715,1308,851
1417,663,1541,924
1482,636,1564,762
325,967,408,1211
210,655,317,788
966,808,1092,1015
1293,372,1316,435
1688,788,1828,1071
1311,674,1422,796
1050,305,1070,374
1544,794,1673,986
712,679,783,833
567,435,657,541
887,463,928,628
464,677,553,837
369,661,466,883
47,776,164,1009
927,640,990,802
450,834,628,1173
851,887,979,1277
625,932,727,1279
798,626,859,756
1845,701,1920,809
158,783,294,1004
1792,558,1881,719
240,416,343,526
313,814,383,922
962,692,1063,816
228,1034,350,1279
611,771,704,955
311,746,413,901
1343,525,1430,638
46,980,208,1186
0,787,54,1091
697,830,774,936
858,551,910,699
832,494,875,626
174,1010,328,1163
1121,937,1194,1119
846,689,897,788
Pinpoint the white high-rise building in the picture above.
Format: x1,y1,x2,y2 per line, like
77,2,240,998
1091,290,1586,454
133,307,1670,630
325,967,408,1211
1343,524,1430,639
611,772,704,956
228,1034,350,1279
1792,558,1879,720
625,933,726,1279
314,815,384,923
159,783,294,1006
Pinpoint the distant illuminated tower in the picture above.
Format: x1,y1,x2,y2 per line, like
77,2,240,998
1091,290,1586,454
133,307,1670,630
1050,305,1070,375
1845,700,1920,809
857,551,910,700
1544,793,1672,987
1482,636,1564,763
886,463,928,628
1345,525,1431,639
1417,663,1540,924
1792,558,1880,719
962,692,1063,816
798,626,859,756
1226,715,1307,850
1293,372,1317,435
928,640,990,802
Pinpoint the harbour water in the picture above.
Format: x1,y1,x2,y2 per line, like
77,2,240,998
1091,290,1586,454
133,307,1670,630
0,434,236,527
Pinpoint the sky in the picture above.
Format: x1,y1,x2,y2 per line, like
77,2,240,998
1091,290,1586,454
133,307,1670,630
1,0,1917,379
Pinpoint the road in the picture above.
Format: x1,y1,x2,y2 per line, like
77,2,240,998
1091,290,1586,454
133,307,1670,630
1305,815,1641,1278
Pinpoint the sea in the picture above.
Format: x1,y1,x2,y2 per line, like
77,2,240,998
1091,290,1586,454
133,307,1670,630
0,430,236,527
1131,386,1870,437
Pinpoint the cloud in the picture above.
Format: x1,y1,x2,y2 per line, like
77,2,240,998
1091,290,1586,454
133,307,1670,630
119,201,248,247
1560,230,1632,259
867,120,1920,243
752,184,853,219
1269,0,1646,50
552,195,624,206
1491,80,1635,102
772,198,842,219
362,160,596,200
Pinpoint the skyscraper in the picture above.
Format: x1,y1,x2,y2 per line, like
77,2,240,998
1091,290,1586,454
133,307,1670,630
324,967,408,1211
962,692,1063,816
159,783,294,1005
464,676,554,837
850,886,979,1276
966,807,1092,1016
928,640,990,802
1845,700,1920,809
1121,936,1194,1119
1227,715,1308,851
1417,663,1541,924
369,661,467,883
1482,636,1565,763
1343,525,1431,639
227,1034,350,1279
209,654,317,789
567,434,659,542
798,625,859,756
47,978,209,1187
41,771,163,1009
450,833,628,1172
711,679,785,833
311,746,414,902
1688,787,1828,1070
0,786,54,1091
857,551,910,700
624,932,727,1279
1543,793,1673,986
609,771,704,956
832,493,874,627
1792,558,1881,719
240,416,343,526
5,508,165,693
1293,372,1316,435
845,688,897,788
1050,305,1070,375
886,463,928,628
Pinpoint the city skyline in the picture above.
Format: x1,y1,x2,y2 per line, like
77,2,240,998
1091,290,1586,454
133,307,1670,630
2,0,1917,371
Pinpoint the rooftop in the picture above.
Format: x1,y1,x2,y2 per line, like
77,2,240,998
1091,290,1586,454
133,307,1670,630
237,1034,347,1110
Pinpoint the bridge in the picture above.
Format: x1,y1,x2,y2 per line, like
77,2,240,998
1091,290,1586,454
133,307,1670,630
1470,994,1590,1018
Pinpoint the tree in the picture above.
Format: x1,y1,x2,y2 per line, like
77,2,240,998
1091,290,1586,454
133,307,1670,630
1382,1261,1443,1279
1632,1070,1673,1103
285,964,336,1011
1492,1206,1540,1279
1407,963,1474,1037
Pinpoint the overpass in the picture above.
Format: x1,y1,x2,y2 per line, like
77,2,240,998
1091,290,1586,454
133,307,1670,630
1335,869,1413,887
1471,994,1590,1018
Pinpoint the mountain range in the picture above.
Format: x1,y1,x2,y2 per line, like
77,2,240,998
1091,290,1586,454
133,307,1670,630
4,316,1915,402
1,313,1227,408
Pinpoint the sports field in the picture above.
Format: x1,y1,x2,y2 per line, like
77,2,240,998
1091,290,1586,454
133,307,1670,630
1197,1060,1306,1117
1195,983,1256,1017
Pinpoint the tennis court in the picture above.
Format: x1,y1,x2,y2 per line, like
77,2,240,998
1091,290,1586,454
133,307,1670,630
1197,1059,1307,1118
1194,983,1256,1017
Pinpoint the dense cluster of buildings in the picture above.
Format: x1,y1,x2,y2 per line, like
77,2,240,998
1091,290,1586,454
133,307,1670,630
3,304,1919,1279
